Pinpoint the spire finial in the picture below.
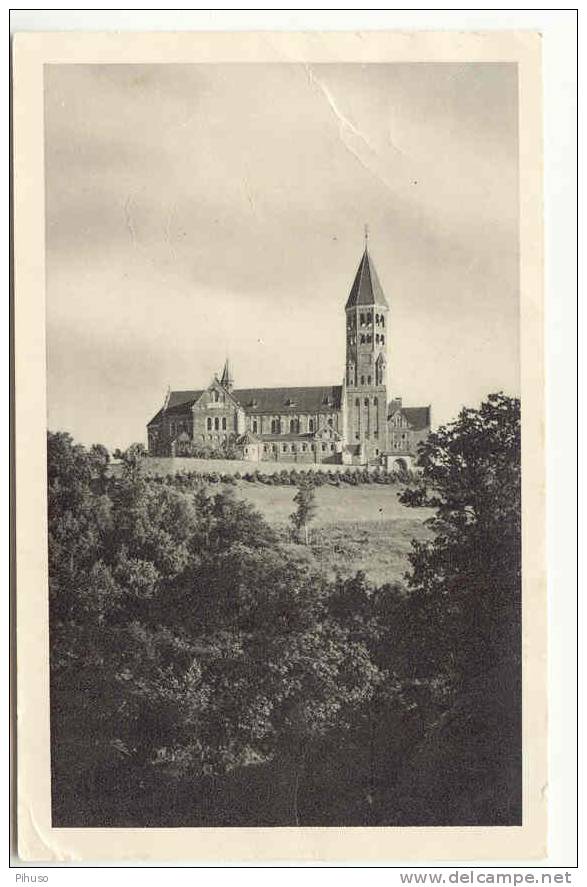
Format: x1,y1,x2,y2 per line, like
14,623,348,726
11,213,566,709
364,223,369,249
220,356,234,392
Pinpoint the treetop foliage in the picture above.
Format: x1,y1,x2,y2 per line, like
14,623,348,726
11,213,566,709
48,392,522,827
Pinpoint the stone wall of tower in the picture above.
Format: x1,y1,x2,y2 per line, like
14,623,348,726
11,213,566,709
345,302,389,462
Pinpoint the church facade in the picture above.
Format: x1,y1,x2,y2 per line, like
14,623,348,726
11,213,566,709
147,244,431,469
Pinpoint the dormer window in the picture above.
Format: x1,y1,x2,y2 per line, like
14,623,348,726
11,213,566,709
211,390,220,403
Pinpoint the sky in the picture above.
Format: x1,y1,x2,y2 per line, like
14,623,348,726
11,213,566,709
45,63,519,450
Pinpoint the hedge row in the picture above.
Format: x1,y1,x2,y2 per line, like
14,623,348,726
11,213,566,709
148,466,413,489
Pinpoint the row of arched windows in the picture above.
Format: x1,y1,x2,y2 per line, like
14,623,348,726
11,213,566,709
355,397,379,407
207,416,227,431
262,416,328,434
357,332,385,346
274,442,335,454
358,312,385,327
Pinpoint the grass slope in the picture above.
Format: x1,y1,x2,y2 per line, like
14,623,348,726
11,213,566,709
308,519,433,586
232,481,432,527
231,481,433,585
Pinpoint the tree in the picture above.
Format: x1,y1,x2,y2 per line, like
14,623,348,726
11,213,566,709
47,431,381,826
394,393,522,824
290,479,317,544
120,442,148,477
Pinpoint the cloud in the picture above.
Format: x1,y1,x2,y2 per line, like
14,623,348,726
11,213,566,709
45,62,519,449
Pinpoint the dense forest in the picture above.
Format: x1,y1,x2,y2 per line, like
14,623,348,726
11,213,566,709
48,393,521,827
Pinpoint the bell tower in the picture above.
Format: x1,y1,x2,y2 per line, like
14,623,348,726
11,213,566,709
344,229,389,462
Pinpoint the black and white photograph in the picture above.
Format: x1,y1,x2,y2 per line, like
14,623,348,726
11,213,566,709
44,59,523,830
13,24,562,864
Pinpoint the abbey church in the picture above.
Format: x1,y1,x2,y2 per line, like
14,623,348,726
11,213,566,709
147,244,431,469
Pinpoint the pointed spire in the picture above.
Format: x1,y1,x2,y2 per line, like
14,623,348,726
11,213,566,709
345,235,388,309
162,385,171,411
220,357,234,392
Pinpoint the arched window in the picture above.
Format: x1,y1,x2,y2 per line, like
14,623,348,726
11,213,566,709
252,419,258,433
364,398,369,406
211,390,219,402
360,376,365,385
290,418,297,433
381,335,385,345
366,334,372,344
328,417,333,428
283,444,288,453
367,312,372,324
367,376,372,385
360,334,365,344
381,316,385,328
374,397,378,406
221,417,227,430
355,398,360,406
309,418,314,433
206,417,212,431
360,313,365,326
271,418,278,433
214,417,220,431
